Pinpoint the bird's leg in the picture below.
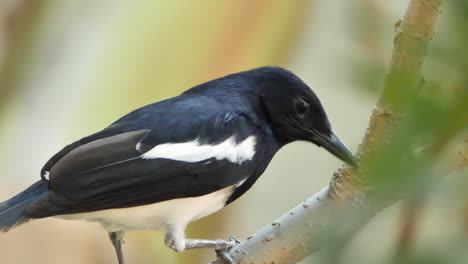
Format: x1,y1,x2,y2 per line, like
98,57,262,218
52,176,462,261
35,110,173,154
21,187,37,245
109,231,126,264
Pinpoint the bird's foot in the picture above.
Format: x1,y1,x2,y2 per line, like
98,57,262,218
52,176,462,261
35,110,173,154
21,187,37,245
213,236,241,250
229,236,241,244
214,237,241,264
183,237,242,263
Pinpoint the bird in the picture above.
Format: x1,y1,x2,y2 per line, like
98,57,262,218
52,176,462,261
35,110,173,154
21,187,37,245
0,66,356,264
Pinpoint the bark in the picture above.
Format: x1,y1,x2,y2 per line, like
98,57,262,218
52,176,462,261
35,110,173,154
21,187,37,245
212,1,449,263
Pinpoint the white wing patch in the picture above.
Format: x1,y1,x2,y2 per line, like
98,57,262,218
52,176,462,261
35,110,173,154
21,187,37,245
140,136,256,164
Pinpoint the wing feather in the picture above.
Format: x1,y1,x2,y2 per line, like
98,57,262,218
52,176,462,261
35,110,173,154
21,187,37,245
27,129,255,218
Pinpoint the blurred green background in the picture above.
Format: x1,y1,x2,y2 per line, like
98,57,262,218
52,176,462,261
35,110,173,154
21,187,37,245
0,1,466,263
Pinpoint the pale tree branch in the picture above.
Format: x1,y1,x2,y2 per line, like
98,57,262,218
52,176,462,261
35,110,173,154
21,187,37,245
212,1,450,263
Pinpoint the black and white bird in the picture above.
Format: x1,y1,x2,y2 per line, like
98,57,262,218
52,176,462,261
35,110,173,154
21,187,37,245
0,66,356,264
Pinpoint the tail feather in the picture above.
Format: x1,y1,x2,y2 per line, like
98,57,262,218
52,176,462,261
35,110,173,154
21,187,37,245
0,181,49,232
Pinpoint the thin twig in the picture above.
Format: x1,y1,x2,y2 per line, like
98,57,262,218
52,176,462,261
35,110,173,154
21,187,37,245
394,197,425,257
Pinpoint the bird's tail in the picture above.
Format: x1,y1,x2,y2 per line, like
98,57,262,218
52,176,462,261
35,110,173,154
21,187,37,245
0,181,49,232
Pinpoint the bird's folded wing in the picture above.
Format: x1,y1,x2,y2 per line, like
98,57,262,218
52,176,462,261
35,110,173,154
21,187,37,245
27,129,253,217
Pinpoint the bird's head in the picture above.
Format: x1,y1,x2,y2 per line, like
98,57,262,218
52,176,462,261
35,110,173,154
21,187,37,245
250,66,357,167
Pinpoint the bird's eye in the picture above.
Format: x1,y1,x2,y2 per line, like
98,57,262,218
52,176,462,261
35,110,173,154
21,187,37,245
294,97,310,118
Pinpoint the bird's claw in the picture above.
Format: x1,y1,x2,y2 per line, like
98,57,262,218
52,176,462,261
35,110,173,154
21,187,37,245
229,236,241,244
215,248,235,264
213,237,241,264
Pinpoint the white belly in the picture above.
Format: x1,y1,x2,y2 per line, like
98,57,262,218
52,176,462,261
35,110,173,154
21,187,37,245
56,185,236,232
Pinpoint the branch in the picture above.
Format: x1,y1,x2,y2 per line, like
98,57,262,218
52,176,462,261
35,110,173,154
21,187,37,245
212,1,446,263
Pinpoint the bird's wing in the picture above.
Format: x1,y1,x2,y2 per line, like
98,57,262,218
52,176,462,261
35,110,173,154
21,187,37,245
27,110,259,217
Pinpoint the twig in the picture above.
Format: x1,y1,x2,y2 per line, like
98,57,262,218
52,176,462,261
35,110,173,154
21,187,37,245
394,197,425,257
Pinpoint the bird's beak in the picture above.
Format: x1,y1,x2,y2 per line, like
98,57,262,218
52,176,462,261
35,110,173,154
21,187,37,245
308,129,358,168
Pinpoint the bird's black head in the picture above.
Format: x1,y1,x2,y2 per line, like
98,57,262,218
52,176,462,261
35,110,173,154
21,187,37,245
247,66,357,167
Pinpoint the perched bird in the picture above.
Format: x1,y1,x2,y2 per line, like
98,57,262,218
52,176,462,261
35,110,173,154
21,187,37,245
0,66,356,264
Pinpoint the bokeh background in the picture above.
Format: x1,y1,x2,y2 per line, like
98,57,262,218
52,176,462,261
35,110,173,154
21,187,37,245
0,0,466,263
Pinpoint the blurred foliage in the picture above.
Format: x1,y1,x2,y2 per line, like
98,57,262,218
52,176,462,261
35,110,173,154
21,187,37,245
317,1,468,264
